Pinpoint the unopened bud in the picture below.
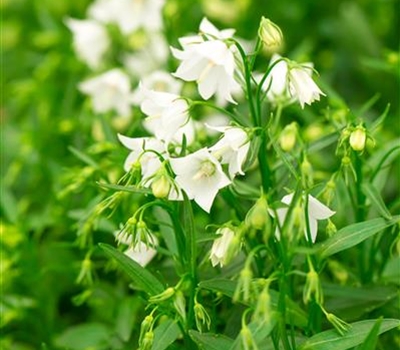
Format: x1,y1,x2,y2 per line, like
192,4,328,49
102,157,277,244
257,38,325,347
279,123,297,152
140,331,154,350
303,264,323,305
326,219,337,236
349,126,366,151
151,175,170,198
194,301,211,332
258,17,283,53
149,287,175,303
246,196,271,231
301,157,313,188
173,291,186,322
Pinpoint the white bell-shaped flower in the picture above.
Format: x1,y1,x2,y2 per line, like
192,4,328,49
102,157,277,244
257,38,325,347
118,134,165,180
88,0,165,35
139,86,193,144
78,69,132,116
171,39,240,104
271,193,335,242
170,148,231,212
209,126,250,178
65,18,110,69
210,227,237,267
261,54,325,108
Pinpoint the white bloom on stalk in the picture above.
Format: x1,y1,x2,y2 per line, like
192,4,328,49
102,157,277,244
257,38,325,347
288,63,325,108
65,18,110,69
88,0,165,34
261,54,325,108
140,86,194,144
115,230,158,267
123,33,169,79
271,193,335,242
78,69,132,116
171,39,240,104
209,126,250,178
170,148,231,212
210,227,236,267
118,134,165,179
131,71,183,105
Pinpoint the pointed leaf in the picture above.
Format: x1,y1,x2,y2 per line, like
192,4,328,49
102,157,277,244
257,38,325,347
299,319,400,350
99,243,164,296
356,317,382,350
152,319,181,350
96,182,151,195
69,146,99,168
189,330,234,350
318,216,399,258
362,183,392,220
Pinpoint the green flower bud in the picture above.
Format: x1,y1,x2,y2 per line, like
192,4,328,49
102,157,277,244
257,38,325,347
233,267,253,303
149,287,175,304
194,301,211,332
301,157,314,188
139,331,154,350
151,175,170,198
173,291,186,322
279,123,297,152
246,196,271,231
349,125,366,151
258,17,283,53
303,262,323,305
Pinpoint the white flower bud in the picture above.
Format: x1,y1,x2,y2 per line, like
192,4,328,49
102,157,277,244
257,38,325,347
349,126,367,151
258,17,283,52
151,175,171,198
279,123,297,152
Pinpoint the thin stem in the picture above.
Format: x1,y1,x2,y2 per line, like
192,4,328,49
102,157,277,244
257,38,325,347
232,39,258,126
190,100,246,126
258,130,272,192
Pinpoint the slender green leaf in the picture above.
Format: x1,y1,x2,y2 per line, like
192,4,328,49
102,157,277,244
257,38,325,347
299,319,400,350
362,183,392,220
318,216,399,258
356,317,382,350
189,330,234,350
99,243,164,296
199,279,307,327
152,319,181,350
96,182,151,194
54,322,112,350
69,146,99,168
154,207,178,256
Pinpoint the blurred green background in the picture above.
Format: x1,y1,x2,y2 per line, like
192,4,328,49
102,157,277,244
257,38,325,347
2,0,399,348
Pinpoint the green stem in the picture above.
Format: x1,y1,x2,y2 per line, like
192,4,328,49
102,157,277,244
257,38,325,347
258,130,272,193
354,153,367,283
191,100,245,126
232,40,258,126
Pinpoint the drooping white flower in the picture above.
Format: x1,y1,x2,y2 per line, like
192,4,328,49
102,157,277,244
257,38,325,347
170,148,231,212
260,54,325,108
78,69,133,116
88,0,165,35
209,126,250,178
139,86,193,144
131,71,183,105
171,39,240,104
65,18,110,69
271,193,335,242
287,63,325,109
115,230,158,267
210,227,237,267
177,17,235,48
123,33,169,78
118,134,165,179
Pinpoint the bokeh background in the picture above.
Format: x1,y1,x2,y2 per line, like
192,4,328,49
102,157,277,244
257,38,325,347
2,0,399,348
